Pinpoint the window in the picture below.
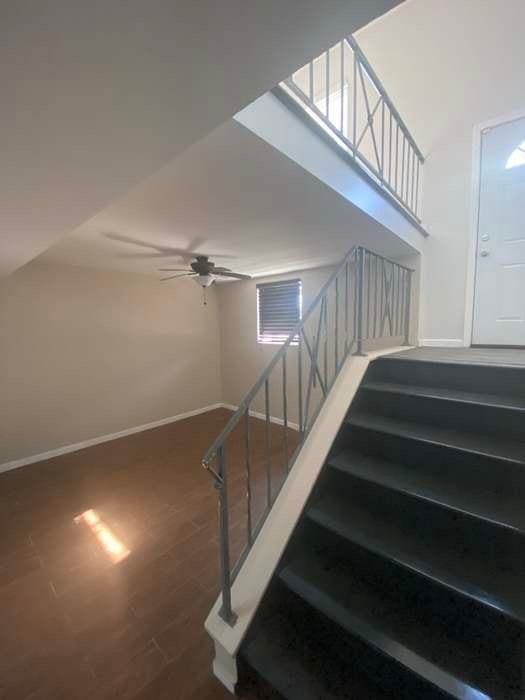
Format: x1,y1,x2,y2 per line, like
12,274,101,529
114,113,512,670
257,279,302,345
505,140,525,170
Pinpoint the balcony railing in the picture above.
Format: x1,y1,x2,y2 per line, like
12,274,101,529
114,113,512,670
202,246,413,625
279,35,424,222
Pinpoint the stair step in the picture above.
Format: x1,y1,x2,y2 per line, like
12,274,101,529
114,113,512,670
242,582,446,699
306,485,525,624
351,390,525,442
279,544,513,699
345,423,525,497
367,356,525,399
361,380,525,411
242,589,390,700
347,413,525,465
328,447,525,534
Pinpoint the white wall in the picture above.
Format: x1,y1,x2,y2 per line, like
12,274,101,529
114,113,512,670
1,252,417,468
0,262,222,465
418,134,474,344
357,0,525,346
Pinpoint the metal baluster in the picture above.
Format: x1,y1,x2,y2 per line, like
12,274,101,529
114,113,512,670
323,292,328,389
388,108,393,187
312,331,317,388
380,260,387,336
304,302,325,429
404,269,412,345
298,332,303,436
396,265,401,335
340,40,345,134
282,354,289,469
401,134,406,206
335,275,339,372
400,267,405,335
416,158,421,218
366,250,371,340
387,264,394,335
373,254,379,338
391,265,397,336
217,446,237,625
354,257,358,348
357,61,381,171
381,99,385,181
405,142,410,208
411,149,416,214
326,49,330,120
264,378,272,509
399,268,406,336
353,247,366,356
395,124,399,192
244,408,252,546
352,45,357,157
344,261,349,355
379,257,385,335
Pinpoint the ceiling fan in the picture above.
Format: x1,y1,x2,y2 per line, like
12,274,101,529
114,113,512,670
103,232,251,302
159,255,251,287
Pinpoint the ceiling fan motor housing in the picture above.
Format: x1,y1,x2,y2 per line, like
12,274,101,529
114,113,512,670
191,256,214,275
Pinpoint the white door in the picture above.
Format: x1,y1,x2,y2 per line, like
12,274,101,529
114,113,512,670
472,116,525,346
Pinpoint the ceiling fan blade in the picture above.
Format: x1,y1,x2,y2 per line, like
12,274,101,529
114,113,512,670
214,270,252,280
157,268,191,272
104,232,160,249
185,251,234,260
212,266,232,273
160,273,195,281
104,233,235,260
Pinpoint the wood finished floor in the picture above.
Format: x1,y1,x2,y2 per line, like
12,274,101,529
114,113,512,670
0,408,298,699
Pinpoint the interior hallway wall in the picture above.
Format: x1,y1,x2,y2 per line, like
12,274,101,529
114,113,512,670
0,262,222,466
356,0,525,345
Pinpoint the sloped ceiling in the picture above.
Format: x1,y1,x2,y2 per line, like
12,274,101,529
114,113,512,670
0,0,402,277
40,120,415,278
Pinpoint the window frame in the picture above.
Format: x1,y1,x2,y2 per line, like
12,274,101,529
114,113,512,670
256,278,303,346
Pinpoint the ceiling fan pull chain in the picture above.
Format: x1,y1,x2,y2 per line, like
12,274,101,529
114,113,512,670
203,287,207,306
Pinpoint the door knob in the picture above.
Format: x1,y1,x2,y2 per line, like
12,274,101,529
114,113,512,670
480,249,490,257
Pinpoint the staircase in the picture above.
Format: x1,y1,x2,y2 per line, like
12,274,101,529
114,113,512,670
239,350,525,699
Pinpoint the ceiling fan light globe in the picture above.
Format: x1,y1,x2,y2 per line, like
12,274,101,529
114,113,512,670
194,274,214,288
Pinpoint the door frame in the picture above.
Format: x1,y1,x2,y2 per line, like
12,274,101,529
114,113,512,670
464,107,525,346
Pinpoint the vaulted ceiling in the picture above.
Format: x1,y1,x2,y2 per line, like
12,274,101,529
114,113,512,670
1,0,401,277
40,120,415,278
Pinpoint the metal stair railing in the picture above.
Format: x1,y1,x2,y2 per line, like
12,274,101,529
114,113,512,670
202,246,413,625
279,35,424,222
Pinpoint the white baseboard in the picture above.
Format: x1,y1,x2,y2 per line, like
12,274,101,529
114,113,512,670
419,338,466,348
221,403,299,432
0,403,226,474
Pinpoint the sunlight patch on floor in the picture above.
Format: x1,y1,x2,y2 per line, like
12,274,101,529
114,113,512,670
74,508,131,564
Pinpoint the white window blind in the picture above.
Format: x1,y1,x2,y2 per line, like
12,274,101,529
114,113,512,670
257,279,302,344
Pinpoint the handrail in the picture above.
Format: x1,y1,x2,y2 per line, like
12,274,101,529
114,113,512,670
202,246,414,625
280,34,424,222
347,36,423,162
202,246,358,475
